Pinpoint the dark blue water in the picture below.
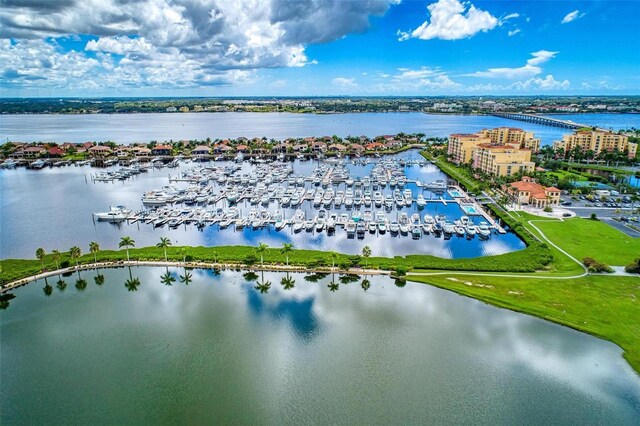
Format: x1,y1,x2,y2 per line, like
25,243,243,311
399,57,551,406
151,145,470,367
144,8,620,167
1,150,524,259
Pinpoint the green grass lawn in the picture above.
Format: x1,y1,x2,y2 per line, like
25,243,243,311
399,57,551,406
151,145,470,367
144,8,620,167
408,273,640,375
531,217,640,266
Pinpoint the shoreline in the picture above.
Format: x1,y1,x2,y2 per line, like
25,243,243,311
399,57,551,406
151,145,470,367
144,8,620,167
1,260,390,294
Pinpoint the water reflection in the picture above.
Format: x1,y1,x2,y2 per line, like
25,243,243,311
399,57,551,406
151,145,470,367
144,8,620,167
1,267,639,424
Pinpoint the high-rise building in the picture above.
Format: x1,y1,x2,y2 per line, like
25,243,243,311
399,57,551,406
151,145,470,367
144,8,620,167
553,130,636,158
472,144,535,177
477,127,541,152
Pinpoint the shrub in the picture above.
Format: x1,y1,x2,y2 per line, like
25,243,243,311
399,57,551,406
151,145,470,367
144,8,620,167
244,254,258,266
590,213,598,220
543,206,553,213
624,258,640,274
184,254,194,262
583,257,613,273
395,266,407,276
60,260,70,268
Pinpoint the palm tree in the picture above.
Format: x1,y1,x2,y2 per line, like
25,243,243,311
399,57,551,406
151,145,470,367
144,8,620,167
125,277,141,291
56,278,67,291
327,280,339,292
69,246,81,267
361,246,371,268
281,243,293,266
75,278,88,291
43,277,53,296
157,237,171,261
361,278,371,292
256,242,269,265
119,236,135,261
94,274,105,286
179,269,193,285
89,242,100,264
280,272,295,290
36,247,46,270
51,250,61,269
161,270,176,286
124,265,140,291
255,269,271,293
329,251,339,270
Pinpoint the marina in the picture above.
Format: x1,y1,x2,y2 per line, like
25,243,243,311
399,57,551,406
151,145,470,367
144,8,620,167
93,152,505,241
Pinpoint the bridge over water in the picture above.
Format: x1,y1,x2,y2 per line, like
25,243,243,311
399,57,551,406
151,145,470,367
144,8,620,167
492,113,594,130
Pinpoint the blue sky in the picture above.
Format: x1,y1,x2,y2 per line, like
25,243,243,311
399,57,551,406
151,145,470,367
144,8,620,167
1,0,638,97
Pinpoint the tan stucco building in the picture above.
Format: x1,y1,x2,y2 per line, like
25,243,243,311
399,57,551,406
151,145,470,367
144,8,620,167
553,130,636,159
472,144,535,177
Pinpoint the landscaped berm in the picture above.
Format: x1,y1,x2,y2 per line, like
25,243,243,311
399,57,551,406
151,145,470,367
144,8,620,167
1,212,638,374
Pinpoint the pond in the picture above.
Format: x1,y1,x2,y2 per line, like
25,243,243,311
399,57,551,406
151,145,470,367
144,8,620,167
1,267,639,424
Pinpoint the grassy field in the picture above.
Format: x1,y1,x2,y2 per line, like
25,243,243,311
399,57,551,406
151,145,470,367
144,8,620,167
522,214,640,266
408,273,640,375
420,152,484,194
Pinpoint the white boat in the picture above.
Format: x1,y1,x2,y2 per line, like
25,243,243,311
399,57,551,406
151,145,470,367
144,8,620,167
389,221,400,234
416,194,426,208
478,222,491,239
1,159,17,169
411,224,422,239
352,210,362,222
345,220,356,236
94,206,131,222
466,224,477,237
454,225,465,236
368,221,378,233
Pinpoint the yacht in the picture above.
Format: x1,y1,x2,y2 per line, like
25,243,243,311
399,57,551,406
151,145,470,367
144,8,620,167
1,159,17,169
304,219,315,232
94,206,131,222
416,194,426,208
478,222,491,239
373,192,383,207
356,222,366,236
466,223,477,238
411,223,422,239
454,224,465,236
345,220,357,236
352,210,362,222
389,221,400,234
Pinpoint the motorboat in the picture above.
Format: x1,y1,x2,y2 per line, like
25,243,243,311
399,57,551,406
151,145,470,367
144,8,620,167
466,224,477,238
478,222,491,239
345,220,357,236
389,221,400,234
412,223,422,239
94,205,131,222
416,194,426,208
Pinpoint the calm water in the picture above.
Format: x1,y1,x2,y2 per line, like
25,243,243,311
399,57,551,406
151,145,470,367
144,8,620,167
4,112,639,146
1,267,639,424
543,113,640,130
0,150,525,259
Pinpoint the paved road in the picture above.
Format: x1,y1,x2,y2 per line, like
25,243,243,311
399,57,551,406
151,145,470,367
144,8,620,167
601,218,640,238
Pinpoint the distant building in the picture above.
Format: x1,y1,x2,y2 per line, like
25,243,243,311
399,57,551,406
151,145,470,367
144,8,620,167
151,145,172,156
179,106,189,112
165,106,177,112
553,130,636,159
506,177,561,208
477,127,541,152
472,144,535,177
88,145,112,157
191,145,210,155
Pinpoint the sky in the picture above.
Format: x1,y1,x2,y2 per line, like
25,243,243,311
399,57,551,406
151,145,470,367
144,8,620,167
1,0,638,97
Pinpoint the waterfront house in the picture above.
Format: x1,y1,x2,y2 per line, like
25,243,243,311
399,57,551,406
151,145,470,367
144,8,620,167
365,142,383,151
22,146,47,158
151,145,172,156
213,144,232,154
328,143,347,152
350,143,365,153
236,144,249,153
88,145,112,157
47,147,65,157
312,141,327,152
271,143,289,153
132,147,151,157
191,145,211,155
293,143,308,152
506,177,561,208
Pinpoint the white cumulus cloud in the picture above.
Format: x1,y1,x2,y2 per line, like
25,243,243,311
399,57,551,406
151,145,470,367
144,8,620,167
398,0,500,41
0,0,398,92
465,50,558,79
561,10,585,24
331,77,357,88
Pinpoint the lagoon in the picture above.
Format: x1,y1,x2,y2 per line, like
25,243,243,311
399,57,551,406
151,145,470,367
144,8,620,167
1,267,639,424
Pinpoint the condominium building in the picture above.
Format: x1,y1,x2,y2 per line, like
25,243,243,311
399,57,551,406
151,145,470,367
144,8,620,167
472,144,535,177
447,127,538,176
553,130,636,158
477,127,541,152
447,133,491,165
